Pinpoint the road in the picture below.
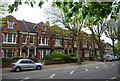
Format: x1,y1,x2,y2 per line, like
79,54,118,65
2,61,120,81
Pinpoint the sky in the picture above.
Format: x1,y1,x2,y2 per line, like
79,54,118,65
10,1,113,44
11,1,50,24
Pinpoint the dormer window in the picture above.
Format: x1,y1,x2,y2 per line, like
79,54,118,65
41,27,46,34
7,21,14,29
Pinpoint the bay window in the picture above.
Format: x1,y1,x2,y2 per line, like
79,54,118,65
39,37,48,45
3,50,17,57
3,34,16,44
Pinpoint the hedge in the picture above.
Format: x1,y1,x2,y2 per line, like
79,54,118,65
44,51,67,60
0,57,38,62
0,56,23,61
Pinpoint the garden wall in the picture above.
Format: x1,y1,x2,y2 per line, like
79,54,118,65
45,60,65,65
0,61,13,68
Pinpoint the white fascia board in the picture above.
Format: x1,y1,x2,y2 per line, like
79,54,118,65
20,32,29,34
29,33,37,35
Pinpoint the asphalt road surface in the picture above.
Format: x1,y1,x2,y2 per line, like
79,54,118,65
2,61,120,81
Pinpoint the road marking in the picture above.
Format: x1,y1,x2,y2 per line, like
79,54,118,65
96,67,99,69
49,74,56,78
85,69,88,71
69,71,74,74
110,77,116,79
24,77,29,79
20,77,29,81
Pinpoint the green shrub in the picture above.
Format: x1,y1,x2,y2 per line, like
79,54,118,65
69,53,76,57
1,57,12,61
65,54,78,63
44,54,53,60
44,51,67,60
12,56,23,61
53,58,63,61
70,57,78,62
0,56,23,61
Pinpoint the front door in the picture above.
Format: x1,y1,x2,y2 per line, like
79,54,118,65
29,49,34,58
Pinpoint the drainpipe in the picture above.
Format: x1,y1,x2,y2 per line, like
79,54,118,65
17,30,20,56
36,32,39,58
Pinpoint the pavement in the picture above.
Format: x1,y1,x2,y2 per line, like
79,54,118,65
1,60,102,74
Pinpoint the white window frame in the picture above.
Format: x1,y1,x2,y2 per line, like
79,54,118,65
64,40,67,45
3,50,17,57
7,21,14,29
30,36,34,44
40,50,50,59
54,39,61,46
22,35,27,44
74,41,77,47
39,37,48,45
41,27,46,34
83,42,87,48
95,44,98,48
3,34,16,44
85,50,89,57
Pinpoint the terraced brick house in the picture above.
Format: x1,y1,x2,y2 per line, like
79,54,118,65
1,15,113,60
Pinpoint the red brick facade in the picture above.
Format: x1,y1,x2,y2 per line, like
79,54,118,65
1,16,104,60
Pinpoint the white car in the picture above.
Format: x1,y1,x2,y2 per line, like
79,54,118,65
11,59,43,72
103,54,113,62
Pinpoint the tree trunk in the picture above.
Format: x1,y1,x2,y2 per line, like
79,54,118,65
112,39,115,56
76,36,81,64
99,44,104,61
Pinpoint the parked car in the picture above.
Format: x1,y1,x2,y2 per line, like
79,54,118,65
11,59,43,72
113,56,118,61
118,56,120,60
103,54,113,62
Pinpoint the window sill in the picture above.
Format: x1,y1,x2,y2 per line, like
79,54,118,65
54,45,62,46
3,42,16,44
39,44,48,46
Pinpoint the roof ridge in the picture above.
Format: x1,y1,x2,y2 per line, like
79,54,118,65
22,19,30,32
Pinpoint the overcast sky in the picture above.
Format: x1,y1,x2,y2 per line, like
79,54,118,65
11,1,51,23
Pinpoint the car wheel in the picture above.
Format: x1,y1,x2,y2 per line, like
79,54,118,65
15,67,21,72
36,66,41,70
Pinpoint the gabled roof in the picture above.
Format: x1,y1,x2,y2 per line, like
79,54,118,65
22,20,36,33
6,15,17,19
5,15,37,33
18,20,28,32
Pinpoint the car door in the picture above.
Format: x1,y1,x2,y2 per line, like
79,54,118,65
26,60,37,69
19,60,29,69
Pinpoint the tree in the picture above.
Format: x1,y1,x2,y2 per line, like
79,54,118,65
105,19,118,56
0,0,10,23
45,21,71,38
88,19,108,61
7,1,113,62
